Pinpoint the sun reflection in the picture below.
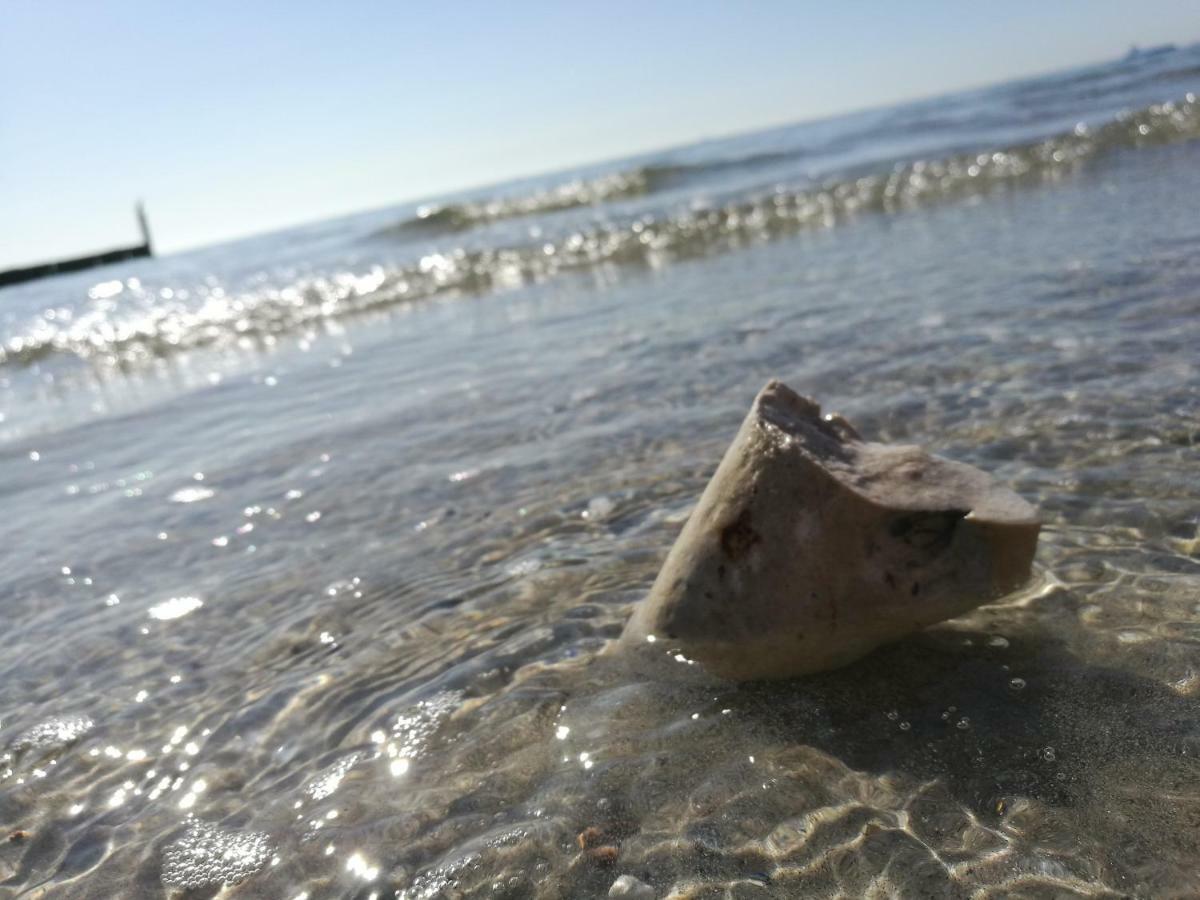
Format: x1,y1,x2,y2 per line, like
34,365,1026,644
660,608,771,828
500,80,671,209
148,596,203,620
12,715,94,751
345,851,380,881
88,279,124,301
178,777,207,809
372,691,460,779
169,486,214,503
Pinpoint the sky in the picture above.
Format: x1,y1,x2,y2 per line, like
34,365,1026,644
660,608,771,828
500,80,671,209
1,0,1196,268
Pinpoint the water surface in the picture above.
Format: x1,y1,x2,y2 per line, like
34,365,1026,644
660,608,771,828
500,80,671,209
1,45,1199,898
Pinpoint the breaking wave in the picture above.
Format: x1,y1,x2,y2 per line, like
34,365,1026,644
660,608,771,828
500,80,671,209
373,168,662,236
371,150,805,236
3,95,1197,370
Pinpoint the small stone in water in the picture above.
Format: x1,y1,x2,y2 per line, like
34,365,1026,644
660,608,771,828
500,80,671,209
1009,677,1026,690
586,846,620,867
609,874,654,899
577,826,606,849
584,495,616,520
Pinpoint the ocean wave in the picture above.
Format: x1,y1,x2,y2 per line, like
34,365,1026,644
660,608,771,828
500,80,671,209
372,151,804,237
3,95,1197,370
373,168,660,236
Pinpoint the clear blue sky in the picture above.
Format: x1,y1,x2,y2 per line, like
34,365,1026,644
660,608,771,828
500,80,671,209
1,0,1195,268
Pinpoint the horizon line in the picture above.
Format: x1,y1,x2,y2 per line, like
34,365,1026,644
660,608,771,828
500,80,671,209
5,38,1192,272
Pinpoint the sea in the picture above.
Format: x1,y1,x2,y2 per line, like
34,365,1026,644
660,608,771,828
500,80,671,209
1,44,1199,898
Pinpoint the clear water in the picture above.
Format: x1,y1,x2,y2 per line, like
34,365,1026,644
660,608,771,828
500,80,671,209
1,46,1199,898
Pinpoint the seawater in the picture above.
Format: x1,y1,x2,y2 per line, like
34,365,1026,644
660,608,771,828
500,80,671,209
1,45,1199,898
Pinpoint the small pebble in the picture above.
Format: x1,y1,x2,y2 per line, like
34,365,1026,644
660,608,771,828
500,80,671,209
609,874,654,899
584,495,616,520
586,846,619,867
577,826,606,849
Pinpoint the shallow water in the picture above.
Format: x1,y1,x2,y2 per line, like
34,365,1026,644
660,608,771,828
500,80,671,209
2,46,1199,899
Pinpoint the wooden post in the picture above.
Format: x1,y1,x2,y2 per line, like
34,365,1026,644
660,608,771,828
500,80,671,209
136,201,154,256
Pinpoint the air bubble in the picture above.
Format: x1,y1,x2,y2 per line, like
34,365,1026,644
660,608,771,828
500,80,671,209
11,715,95,753
161,820,273,889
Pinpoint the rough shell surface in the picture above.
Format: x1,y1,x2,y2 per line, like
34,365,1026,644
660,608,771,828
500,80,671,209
622,380,1040,680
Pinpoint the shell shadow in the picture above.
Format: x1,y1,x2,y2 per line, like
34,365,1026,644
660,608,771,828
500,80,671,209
727,626,1199,817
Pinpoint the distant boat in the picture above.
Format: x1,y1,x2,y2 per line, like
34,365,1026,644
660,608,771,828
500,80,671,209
0,203,154,289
